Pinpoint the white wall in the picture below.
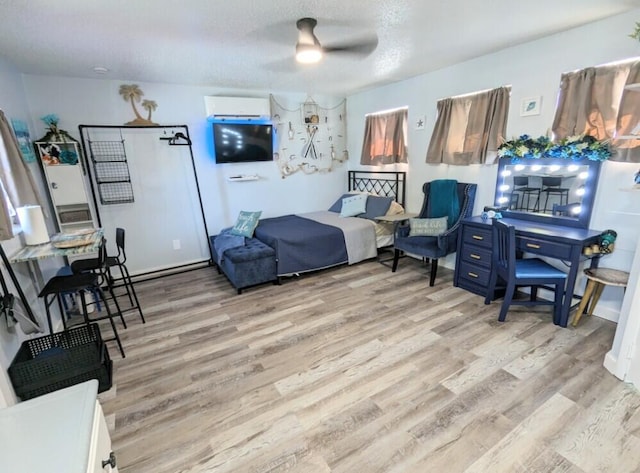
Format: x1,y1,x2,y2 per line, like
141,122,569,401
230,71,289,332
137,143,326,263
20,78,349,274
0,57,47,406
347,9,640,324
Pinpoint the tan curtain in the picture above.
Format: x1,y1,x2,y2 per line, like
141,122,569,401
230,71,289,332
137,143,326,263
614,61,640,163
426,86,509,165
360,108,408,165
0,110,44,240
552,60,640,163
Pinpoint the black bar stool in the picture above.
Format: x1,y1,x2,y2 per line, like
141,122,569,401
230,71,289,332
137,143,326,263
71,229,145,324
540,176,569,213
38,271,126,357
512,176,540,211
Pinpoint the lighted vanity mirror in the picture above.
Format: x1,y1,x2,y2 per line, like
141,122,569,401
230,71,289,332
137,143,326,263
493,157,602,228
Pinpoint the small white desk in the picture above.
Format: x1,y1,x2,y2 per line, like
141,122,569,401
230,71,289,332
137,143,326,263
0,380,118,473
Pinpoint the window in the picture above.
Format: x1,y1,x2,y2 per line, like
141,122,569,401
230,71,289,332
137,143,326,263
360,107,408,165
552,59,640,163
426,86,510,165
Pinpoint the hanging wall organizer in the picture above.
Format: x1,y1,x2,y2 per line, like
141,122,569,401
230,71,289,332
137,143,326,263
86,132,134,205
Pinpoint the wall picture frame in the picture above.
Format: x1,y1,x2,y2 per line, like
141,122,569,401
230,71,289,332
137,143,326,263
520,96,541,116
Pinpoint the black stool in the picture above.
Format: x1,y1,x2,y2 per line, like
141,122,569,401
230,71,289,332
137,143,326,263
540,176,569,213
512,176,540,211
71,229,145,324
38,272,125,357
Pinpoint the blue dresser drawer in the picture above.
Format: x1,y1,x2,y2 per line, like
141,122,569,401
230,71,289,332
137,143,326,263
517,237,572,259
462,226,492,248
460,245,492,268
458,260,491,287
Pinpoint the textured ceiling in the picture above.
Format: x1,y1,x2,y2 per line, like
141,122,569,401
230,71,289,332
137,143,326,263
0,0,638,95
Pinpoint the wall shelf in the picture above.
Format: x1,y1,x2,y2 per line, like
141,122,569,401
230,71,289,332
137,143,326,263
227,175,259,182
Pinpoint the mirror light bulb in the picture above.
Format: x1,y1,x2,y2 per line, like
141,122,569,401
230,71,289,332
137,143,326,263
531,165,542,172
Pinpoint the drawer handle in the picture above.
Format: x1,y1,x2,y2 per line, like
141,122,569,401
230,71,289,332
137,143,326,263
526,243,541,249
102,452,117,469
470,254,481,260
467,272,479,278
472,235,484,240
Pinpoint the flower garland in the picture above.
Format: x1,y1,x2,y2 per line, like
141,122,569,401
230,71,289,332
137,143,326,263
497,134,612,162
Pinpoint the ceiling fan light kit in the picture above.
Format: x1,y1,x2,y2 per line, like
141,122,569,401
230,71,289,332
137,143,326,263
296,44,322,64
296,18,323,64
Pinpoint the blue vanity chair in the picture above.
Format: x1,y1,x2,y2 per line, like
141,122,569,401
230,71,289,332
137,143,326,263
485,220,568,324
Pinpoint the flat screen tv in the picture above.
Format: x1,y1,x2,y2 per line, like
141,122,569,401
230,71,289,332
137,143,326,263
213,122,274,163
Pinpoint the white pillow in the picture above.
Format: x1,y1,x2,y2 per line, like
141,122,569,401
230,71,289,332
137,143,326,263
340,194,368,217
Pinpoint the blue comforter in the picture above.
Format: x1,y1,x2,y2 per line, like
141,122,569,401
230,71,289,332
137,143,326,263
254,215,348,275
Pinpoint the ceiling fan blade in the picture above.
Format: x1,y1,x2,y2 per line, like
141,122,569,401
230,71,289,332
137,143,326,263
324,36,379,57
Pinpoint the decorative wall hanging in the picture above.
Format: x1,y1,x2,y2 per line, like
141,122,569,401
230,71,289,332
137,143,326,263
118,84,158,126
520,96,541,116
10,119,36,163
270,95,348,178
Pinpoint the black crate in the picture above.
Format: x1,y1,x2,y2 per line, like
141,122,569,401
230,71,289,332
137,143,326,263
8,323,112,400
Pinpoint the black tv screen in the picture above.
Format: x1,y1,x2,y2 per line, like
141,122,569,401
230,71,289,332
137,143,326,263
213,123,273,163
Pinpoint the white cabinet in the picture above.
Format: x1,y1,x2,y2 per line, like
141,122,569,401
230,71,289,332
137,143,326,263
0,380,117,473
47,165,89,204
35,140,96,231
88,403,119,473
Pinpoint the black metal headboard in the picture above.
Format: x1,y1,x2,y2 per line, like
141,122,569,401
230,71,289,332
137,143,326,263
348,171,407,207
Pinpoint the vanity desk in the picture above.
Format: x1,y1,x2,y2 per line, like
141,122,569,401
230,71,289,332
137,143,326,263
454,216,602,327
454,156,605,327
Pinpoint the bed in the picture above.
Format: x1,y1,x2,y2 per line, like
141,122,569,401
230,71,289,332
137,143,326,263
254,171,406,276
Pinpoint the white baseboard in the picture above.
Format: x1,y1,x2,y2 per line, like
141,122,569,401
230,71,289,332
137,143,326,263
604,350,624,380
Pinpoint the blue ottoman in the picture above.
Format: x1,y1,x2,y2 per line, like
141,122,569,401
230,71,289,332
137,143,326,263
209,235,278,294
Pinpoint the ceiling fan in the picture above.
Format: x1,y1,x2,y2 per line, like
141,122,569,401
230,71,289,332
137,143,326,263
295,17,378,64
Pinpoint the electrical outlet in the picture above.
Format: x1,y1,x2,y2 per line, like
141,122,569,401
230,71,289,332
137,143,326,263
172,239,181,250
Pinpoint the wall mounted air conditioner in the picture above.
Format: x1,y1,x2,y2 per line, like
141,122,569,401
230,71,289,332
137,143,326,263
204,96,271,119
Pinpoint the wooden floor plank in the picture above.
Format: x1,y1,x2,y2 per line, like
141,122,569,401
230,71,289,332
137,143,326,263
97,259,637,473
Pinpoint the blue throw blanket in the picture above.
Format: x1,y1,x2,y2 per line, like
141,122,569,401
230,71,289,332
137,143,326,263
213,228,245,264
429,179,460,228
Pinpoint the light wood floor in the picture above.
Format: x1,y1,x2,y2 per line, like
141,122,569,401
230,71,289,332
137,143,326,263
98,258,640,473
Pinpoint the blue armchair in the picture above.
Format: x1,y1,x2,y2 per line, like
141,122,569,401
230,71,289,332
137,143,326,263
392,181,477,286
